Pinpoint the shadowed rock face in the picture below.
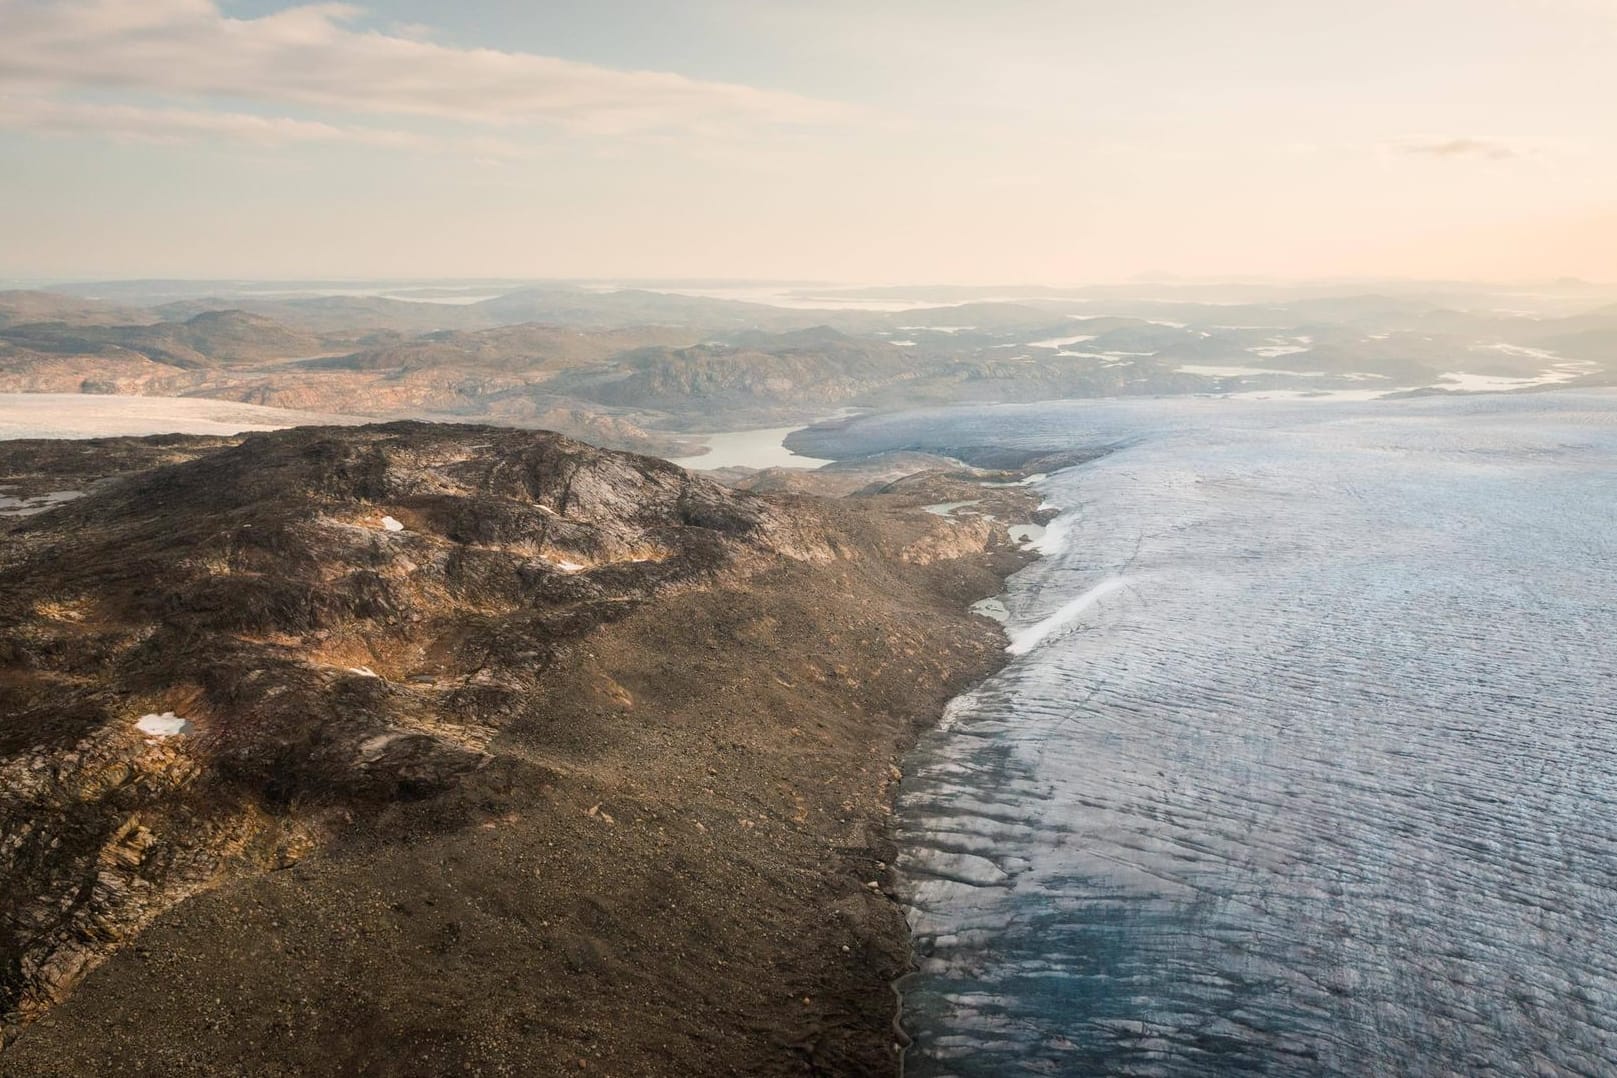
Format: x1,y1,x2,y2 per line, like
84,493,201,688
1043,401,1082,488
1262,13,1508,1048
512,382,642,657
0,422,831,1042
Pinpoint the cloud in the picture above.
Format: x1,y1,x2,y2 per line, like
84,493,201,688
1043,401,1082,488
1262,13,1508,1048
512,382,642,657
0,0,856,139
1392,137,1523,161
0,94,545,162
0,96,423,147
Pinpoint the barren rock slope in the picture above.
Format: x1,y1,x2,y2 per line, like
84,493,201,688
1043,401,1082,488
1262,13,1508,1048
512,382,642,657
0,422,1032,1075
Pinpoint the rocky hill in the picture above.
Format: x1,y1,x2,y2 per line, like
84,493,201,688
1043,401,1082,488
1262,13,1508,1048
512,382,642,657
0,422,1037,1075
0,293,159,330
0,311,331,370
9,283,1600,459
549,328,927,424
303,323,705,375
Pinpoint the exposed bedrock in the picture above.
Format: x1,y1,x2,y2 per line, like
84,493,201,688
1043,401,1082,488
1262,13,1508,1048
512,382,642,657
0,421,1036,1073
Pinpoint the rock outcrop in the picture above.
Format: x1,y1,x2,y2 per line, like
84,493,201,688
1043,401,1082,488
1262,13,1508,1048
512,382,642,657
0,422,1035,1073
0,422,837,1045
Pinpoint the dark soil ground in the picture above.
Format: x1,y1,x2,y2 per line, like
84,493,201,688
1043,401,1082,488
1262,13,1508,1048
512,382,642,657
0,426,1040,1076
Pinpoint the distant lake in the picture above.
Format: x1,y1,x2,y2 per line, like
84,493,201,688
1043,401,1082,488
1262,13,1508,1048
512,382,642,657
667,425,836,471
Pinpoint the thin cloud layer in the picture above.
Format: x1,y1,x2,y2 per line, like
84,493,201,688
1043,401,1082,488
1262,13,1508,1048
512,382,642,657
1394,137,1522,160
0,96,426,148
0,94,543,160
0,0,854,140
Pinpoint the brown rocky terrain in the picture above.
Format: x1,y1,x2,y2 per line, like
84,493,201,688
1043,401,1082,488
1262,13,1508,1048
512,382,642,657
0,286,1310,450
305,325,706,375
0,422,1044,1075
0,313,714,455
546,329,930,427
17,281,1609,464
0,311,335,372
0,294,160,331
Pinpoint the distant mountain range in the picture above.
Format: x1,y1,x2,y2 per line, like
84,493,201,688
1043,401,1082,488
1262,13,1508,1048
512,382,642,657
2,284,1614,452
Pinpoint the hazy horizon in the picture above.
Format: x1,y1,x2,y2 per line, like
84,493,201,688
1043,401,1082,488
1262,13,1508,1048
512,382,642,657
6,275,1615,305
6,274,1617,287
4,0,1616,283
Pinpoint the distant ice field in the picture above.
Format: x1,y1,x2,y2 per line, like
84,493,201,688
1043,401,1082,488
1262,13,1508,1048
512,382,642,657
0,394,363,440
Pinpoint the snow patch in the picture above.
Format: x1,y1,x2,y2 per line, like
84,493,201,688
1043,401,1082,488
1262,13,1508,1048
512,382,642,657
1029,334,1098,349
1435,363,1597,392
1006,578,1132,656
0,490,84,517
358,733,408,761
971,597,1010,623
1181,364,1325,378
1226,387,1405,402
136,712,192,737
1474,342,1560,362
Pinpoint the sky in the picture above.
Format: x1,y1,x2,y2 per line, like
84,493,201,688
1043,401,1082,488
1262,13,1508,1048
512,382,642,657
1,0,1615,284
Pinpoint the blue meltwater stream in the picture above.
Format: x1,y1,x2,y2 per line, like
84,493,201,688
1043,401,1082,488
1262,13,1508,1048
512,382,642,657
831,392,1617,1075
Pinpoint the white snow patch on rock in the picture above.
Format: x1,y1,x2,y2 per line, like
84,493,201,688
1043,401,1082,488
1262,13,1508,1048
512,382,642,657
136,712,192,737
358,733,408,762
971,597,1010,623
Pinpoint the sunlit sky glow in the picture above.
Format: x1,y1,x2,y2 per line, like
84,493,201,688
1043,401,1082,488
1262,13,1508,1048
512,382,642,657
2,0,1614,283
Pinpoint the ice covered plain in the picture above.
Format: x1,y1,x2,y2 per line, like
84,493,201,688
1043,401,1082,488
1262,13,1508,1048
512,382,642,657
0,394,361,440
844,390,1617,1074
